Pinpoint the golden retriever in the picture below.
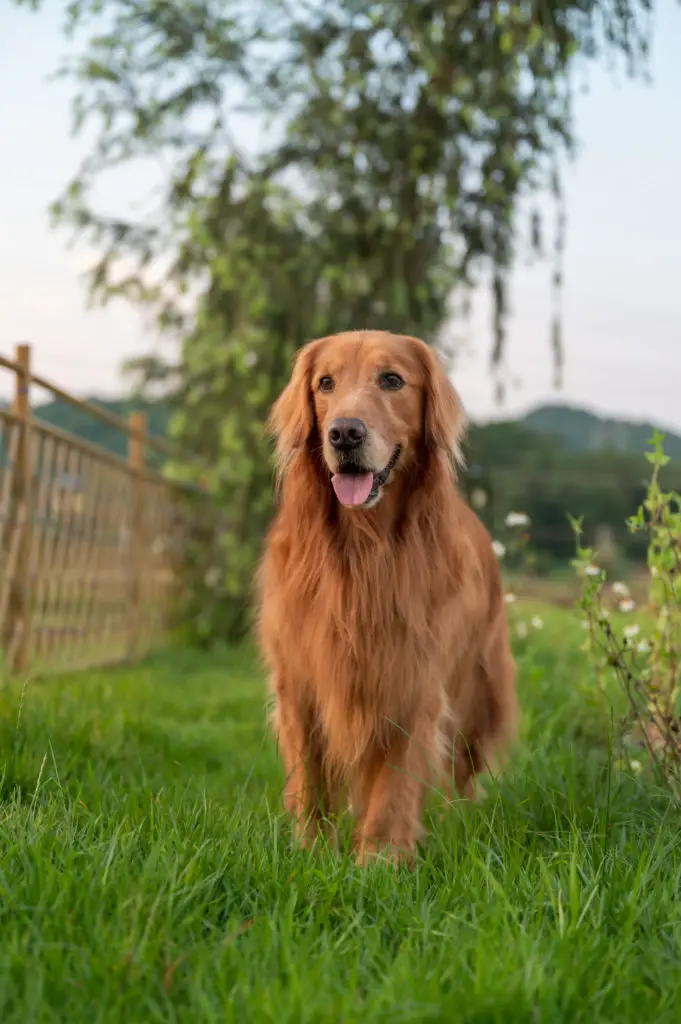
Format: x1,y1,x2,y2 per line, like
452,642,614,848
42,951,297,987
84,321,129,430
257,330,517,865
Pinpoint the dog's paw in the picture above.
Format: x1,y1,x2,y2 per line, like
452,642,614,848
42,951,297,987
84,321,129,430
356,837,415,870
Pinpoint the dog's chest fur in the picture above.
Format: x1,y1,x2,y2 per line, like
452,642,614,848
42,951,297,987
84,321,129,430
264,516,475,765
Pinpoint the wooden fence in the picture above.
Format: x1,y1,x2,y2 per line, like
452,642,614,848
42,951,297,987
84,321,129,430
0,344,211,677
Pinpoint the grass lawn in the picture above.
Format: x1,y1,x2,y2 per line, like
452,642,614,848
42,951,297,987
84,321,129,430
1,603,680,1022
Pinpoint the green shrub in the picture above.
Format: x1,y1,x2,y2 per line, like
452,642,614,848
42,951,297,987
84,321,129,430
572,432,681,796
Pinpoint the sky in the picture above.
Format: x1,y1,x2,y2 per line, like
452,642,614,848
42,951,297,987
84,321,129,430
1,3,680,429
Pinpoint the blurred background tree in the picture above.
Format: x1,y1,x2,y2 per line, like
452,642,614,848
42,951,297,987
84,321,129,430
14,0,664,639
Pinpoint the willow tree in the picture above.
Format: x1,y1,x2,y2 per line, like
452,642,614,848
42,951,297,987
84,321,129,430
16,0,660,639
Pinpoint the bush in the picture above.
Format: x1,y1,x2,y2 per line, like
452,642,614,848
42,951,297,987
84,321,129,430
572,432,681,797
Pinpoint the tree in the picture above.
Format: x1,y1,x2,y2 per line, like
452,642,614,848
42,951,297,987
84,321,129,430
14,0,663,638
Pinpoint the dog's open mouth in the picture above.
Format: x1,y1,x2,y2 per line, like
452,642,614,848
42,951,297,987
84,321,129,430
331,446,401,507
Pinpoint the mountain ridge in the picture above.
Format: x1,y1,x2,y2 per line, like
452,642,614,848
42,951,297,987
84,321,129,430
517,402,681,459
16,394,681,462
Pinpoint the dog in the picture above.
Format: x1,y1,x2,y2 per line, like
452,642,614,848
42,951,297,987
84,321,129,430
256,330,517,865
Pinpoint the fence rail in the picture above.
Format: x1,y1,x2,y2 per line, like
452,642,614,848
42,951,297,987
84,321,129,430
0,344,210,677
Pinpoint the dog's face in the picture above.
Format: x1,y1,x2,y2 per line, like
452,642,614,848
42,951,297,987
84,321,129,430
269,331,465,509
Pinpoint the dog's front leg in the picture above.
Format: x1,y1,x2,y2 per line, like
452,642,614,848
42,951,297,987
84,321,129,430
273,684,329,847
356,718,440,867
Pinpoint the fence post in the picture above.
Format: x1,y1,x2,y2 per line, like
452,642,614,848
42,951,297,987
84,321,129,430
9,344,33,674
128,412,145,658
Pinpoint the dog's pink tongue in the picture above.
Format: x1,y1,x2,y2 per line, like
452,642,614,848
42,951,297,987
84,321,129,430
331,472,374,506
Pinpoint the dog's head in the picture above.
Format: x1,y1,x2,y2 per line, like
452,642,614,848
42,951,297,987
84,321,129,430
268,330,465,509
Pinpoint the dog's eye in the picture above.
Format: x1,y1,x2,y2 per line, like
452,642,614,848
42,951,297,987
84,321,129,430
318,376,334,393
379,372,405,391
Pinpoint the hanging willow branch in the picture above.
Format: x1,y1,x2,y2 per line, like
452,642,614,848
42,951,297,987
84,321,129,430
551,162,567,391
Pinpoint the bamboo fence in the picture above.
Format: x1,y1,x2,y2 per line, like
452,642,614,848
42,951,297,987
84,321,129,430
0,343,211,677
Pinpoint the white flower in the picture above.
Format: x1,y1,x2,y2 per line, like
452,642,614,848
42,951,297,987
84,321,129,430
204,566,221,589
612,582,630,597
531,616,544,630
471,487,488,510
516,621,528,639
504,593,517,604
492,540,506,559
623,624,640,641
583,564,602,577
630,759,642,775
619,599,636,613
505,511,530,529
636,640,650,654
580,619,590,630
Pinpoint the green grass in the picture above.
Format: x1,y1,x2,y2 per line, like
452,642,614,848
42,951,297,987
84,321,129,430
1,605,680,1022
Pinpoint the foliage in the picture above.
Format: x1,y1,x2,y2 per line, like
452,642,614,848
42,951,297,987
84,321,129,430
1,625,681,1018
573,432,681,798
13,0,664,639
488,509,548,644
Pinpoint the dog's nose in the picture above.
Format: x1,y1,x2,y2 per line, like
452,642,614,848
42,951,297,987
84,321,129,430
328,417,367,452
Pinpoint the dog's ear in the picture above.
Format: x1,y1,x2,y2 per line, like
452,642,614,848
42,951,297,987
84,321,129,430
267,339,323,465
415,339,466,463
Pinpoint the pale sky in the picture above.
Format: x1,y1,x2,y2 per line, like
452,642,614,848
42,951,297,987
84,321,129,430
1,4,680,428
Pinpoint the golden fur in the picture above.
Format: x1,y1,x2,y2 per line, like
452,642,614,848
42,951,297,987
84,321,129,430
256,330,517,865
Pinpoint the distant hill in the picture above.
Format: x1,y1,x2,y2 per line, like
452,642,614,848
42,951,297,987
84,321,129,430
32,396,172,461
22,395,681,467
517,403,681,460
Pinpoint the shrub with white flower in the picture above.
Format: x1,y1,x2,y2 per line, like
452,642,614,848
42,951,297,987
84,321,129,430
531,616,544,631
494,507,536,580
571,430,681,798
